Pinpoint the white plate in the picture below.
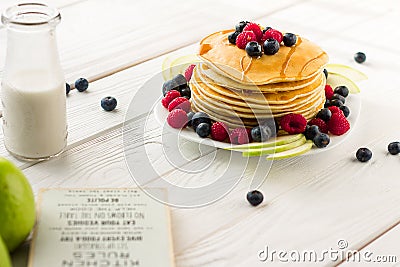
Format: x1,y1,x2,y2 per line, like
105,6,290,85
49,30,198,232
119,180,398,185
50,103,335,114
154,94,361,156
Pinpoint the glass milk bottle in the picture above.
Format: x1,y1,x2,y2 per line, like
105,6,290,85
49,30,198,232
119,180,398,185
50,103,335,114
1,3,67,161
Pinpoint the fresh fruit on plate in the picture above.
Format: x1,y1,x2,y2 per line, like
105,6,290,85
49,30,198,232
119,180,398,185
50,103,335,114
326,63,368,82
0,157,36,252
242,136,306,157
266,141,313,160
226,133,304,151
162,54,201,81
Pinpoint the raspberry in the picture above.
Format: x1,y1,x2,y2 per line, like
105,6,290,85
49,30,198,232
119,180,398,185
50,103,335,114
243,22,263,42
211,122,229,141
325,84,334,100
229,128,250,145
261,29,283,43
162,90,180,108
308,118,328,134
328,106,342,115
236,31,257,49
184,64,196,82
167,109,188,129
280,113,307,134
168,97,191,112
328,112,350,135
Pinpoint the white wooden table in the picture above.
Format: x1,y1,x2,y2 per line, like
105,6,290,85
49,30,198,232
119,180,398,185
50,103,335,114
2,0,400,266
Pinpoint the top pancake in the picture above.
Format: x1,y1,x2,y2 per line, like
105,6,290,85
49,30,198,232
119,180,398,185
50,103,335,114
198,29,329,85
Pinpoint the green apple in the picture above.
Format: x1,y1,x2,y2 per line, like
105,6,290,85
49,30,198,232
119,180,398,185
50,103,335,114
266,141,313,160
242,136,306,157
327,72,361,94
326,63,367,82
0,236,11,267
0,157,36,252
227,134,304,151
162,54,201,81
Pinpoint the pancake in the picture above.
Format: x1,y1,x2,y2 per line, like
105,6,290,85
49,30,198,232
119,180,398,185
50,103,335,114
198,30,329,85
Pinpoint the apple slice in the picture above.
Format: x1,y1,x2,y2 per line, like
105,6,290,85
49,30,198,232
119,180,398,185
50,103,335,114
327,72,361,94
326,63,368,82
162,54,201,81
266,141,313,160
242,136,306,157
226,134,304,151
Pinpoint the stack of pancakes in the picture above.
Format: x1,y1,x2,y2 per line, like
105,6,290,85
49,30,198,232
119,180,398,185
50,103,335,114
190,29,329,129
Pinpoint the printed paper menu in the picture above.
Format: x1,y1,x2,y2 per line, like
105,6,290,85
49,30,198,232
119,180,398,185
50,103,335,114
28,188,175,267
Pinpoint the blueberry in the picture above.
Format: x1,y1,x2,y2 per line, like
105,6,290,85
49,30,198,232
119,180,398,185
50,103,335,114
316,108,332,122
180,86,191,99
356,148,372,162
304,125,320,140
196,123,210,138
323,69,328,79
388,142,400,155
354,52,366,64
340,106,350,117
245,41,263,57
330,99,344,107
187,112,195,127
313,133,330,148
324,100,331,108
246,190,264,206
75,78,89,92
173,74,188,90
101,96,117,111
283,33,297,47
331,94,346,104
263,38,280,55
251,125,272,142
235,21,249,32
262,26,271,34
228,31,240,45
66,83,71,95
162,79,179,96
334,86,349,98
191,112,211,130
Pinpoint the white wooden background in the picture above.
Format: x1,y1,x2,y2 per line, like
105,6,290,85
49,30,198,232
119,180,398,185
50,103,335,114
1,0,400,266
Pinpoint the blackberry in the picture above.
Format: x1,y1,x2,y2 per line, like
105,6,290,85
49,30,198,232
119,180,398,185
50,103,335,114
356,148,372,162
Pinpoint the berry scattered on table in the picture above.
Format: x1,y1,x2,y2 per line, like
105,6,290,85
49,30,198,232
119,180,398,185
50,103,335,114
236,31,257,49
167,97,191,113
261,28,283,43
313,132,330,148
191,112,211,130
339,106,350,118
196,123,211,138
283,33,297,47
251,125,272,142
162,79,179,96
162,90,181,108
308,118,328,134
331,93,346,104
211,122,229,141
186,112,195,127
263,38,280,55
180,86,191,99
280,113,307,134
316,108,332,122
356,148,372,162
235,21,249,32
388,142,400,155
75,78,89,92
243,22,263,42
323,69,328,79
228,31,240,45
354,52,366,64
230,128,250,145
329,99,344,107
324,85,334,100
101,96,117,111
328,112,350,135
247,190,264,206
245,41,263,57
334,85,349,98
184,64,196,82
66,83,71,95
167,109,188,129
304,125,320,140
